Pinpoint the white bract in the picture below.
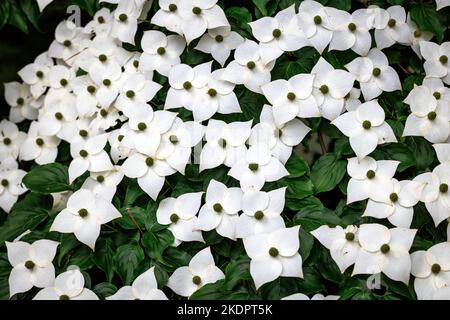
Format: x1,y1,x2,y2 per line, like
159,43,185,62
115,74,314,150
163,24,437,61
420,41,450,85
374,6,410,50
107,267,168,300
0,158,27,213
50,189,122,250
244,226,302,289
167,247,224,297
6,240,59,297
0,120,26,161
20,121,60,165
352,223,416,284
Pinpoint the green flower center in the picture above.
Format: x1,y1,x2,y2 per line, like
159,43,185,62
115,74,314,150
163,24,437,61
87,85,96,94
208,88,217,97
192,275,202,285
215,35,224,43
35,138,44,146
169,4,177,12
269,247,279,257
78,208,88,218
99,54,107,62
390,193,398,202
146,157,154,167
133,60,139,68
36,70,44,78
157,47,166,55
126,90,135,98
320,85,329,94
79,130,88,137
366,170,376,179
213,203,223,213
414,30,422,38
348,22,356,32
3,138,11,145
192,7,202,15
314,15,322,25
16,98,24,105
345,232,355,241
272,28,282,38
362,120,372,129
287,92,296,101
119,14,128,22
440,183,448,193
218,138,227,148
1,179,8,187
63,40,72,47
440,55,448,64
248,163,259,171
103,79,111,86
372,68,381,77
25,260,35,269
388,19,396,28
96,175,105,183
137,122,147,131
100,109,108,117
170,213,179,223
97,16,105,24
380,244,390,254
169,135,179,144
183,81,192,90
55,112,63,120
431,263,441,274
60,79,68,87
427,111,437,121
79,149,88,158
59,295,70,300
254,210,264,220
118,135,124,142
433,92,441,100
247,61,256,70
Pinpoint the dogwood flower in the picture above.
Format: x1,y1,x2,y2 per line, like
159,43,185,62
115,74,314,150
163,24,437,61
20,122,60,165
140,30,185,76
48,20,90,62
0,157,27,213
311,58,355,120
177,0,229,44
249,5,308,64
6,240,59,297
156,192,204,244
352,223,416,284
37,95,78,140
199,119,252,171
47,65,76,90
345,48,402,101
235,188,286,239
344,87,362,112
167,247,224,297
69,133,113,183
363,179,423,228
249,105,310,164
0,120,26,161
420,41,450,84
374,6,410,50
18,52,53,99
81,166,124,202
33,268,98,300
411,242,450,300
84,8,114,35
414,163,450,226
221,40,274,94
50,189,122,250
228,142,289,191
347,156,399,204
332,100,397,159
311,225,360,273
151,0,183,34
107,267,168,300
111,1,142,45
244,226,302,289
297,0,333,53
403,84,450,143
261,74,318,126
196,180,242,240
195,26,244,66
108,126,133,164
327,8,372,55
4,82,39,123
406,14,433,59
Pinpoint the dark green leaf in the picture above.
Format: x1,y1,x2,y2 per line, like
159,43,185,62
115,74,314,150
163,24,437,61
20,0,41,32
141,229,174,261
22,163,70,194
410,5,443,42
8,1,28,33
310,153,346,193
113,243,145,285
285,153,309,178
0,0,10,29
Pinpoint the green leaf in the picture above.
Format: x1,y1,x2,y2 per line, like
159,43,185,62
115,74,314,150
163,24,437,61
141,229,174,261
410,5,443,42
324,0,351,11
285,153,309,178
162,247,192,272
22,163,70,194
0,193,51,244
189,280,227,300
113,243,145,285
372,143,415,172
0,253,11,299
20,0,41,32
93,238,115,282
8,1,28,33
277,177,314,200
61,245,94,271
225,7,252,36
116,207,148,231
298,228,314,261
252,0,269,15
0,0,10,29
310,153,346,193
223,256,252,291
294,204,341,232
406,137,435,171
92,282,118,299
71,0,98,16
123,179,145,206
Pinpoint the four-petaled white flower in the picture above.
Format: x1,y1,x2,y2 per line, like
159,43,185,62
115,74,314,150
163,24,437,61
0,120,26,161
0,157,27,213
420,41,450,85
374,6,410,50
167,247,224,297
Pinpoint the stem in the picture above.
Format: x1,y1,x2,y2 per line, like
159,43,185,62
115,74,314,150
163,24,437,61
318,131,327,154
127,207,144,235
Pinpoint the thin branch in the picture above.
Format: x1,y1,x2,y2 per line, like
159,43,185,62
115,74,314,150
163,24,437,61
127,207,144,235
318,131,327,154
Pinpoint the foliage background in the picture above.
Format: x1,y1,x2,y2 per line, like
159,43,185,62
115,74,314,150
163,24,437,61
0,0,449,300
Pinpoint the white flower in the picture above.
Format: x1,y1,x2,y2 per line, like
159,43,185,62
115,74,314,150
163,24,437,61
420,41,450,85
436,0,450,10
332,100,397,159
249,5,308,64
282,293,340,300
50,189,122,250
0,158,27,213
221,40,274,94
48,21,90,62
345,48,402,101
244,226,302,289
344,87,362,112
403,84,450,143
297,0,333,54
107,267,168,300
108,126,133,164
249,105,310,164
200,119,252,171
20,121,60,165
151,0,183,34
84,8,114,35
352,223,416,284
346,156,399,204
406,14,433,59
374,6,411,50
311,225,360,273
69,133,113,183
196,180,242,240
158,118,205,175
156,192,204,244
235,188,286,239
6,240,59,297
47,65,76,90
111,1,143,45
140,30,185,76
167,247,224,297
0,120,26,161
311,58,355,120
195,26,244,67
261,74,318,126
33,269,98,300
434,143,450,163
81,166,124,202
414,163,450,226
411,242,450,300
70,75,102,117
228,142,289,191
363,179,423,228
18,52,53,99
4,82,39,123
327,8,372,55
177,0,229,44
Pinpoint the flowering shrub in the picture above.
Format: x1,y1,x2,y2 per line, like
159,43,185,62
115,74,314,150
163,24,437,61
0,0,450,300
